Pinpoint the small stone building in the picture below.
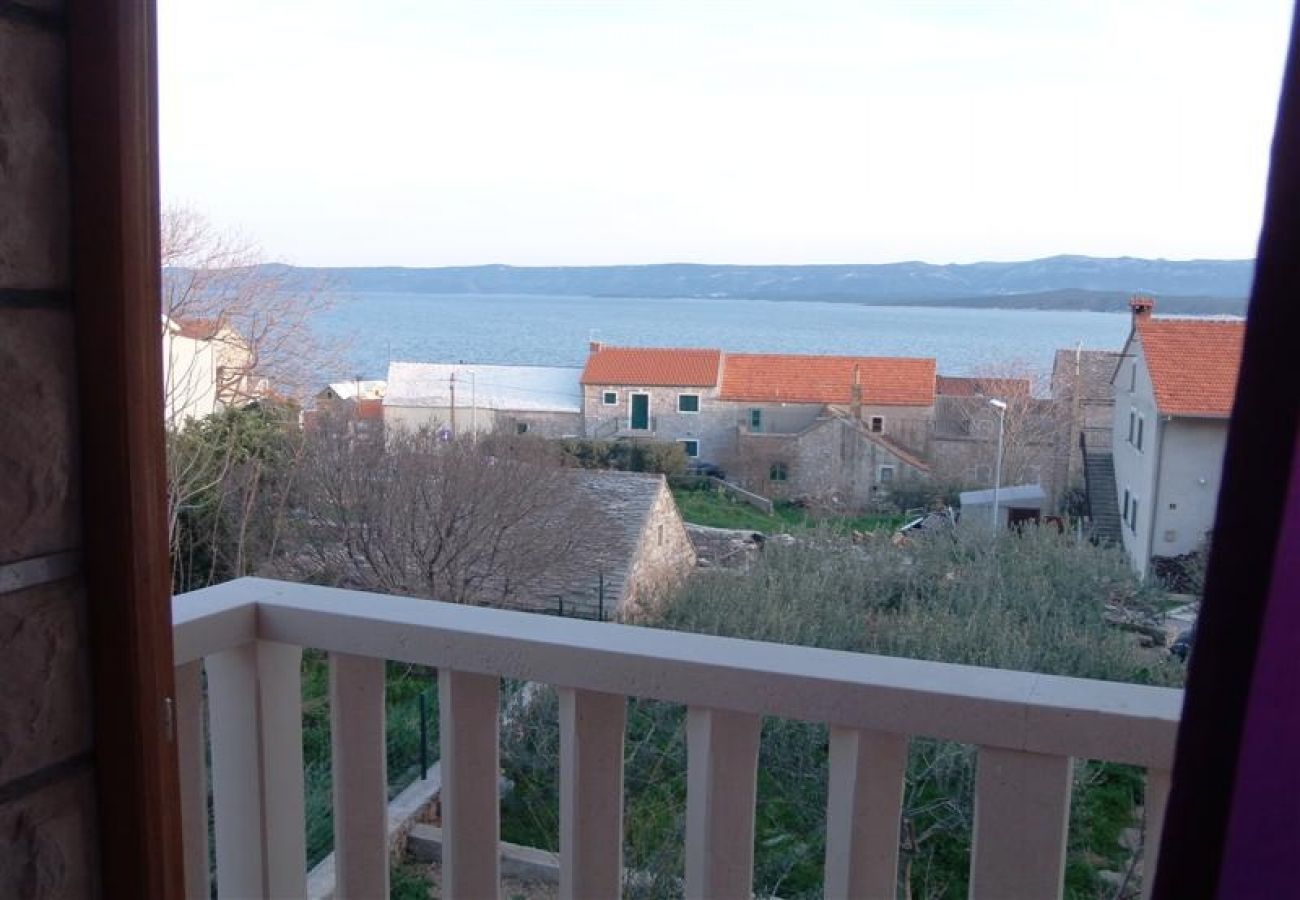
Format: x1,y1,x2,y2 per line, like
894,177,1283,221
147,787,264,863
516,470,696,619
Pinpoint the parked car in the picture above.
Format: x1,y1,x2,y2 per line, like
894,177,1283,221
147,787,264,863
687,461,726,479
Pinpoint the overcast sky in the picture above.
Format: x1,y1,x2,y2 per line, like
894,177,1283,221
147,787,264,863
159,1,1293,267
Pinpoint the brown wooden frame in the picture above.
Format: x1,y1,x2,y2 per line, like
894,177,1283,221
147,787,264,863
68,0,185,896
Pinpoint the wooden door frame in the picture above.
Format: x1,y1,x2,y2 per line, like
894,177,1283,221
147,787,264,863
68,1,185,897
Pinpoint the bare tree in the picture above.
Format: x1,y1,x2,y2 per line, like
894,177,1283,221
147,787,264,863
292,421,601,606
162,206,342,588
933,363,1066,491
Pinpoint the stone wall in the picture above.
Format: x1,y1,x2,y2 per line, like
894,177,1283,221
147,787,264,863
621,479,697,617
735,418,926,509
582,384,737,464
0,5,100,896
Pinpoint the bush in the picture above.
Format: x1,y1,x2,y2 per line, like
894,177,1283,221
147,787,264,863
500,525,1182,899
559,439,687,475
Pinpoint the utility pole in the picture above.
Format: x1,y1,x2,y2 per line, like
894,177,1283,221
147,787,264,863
989,398,1007,529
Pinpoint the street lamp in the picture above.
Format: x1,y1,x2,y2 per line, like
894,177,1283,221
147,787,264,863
988,398,1008,528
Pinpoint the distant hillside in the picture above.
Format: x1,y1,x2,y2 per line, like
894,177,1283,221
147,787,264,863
259,255,1253,311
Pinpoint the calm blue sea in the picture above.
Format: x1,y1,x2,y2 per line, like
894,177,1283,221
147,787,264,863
314,292,1132,380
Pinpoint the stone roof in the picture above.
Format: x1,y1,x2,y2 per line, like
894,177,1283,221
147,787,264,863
720,353,936,406
516,470,673,617
384,362,582,413
936,375,1032,399
1050,349,1122,403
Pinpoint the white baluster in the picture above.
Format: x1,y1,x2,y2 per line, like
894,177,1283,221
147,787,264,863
439,668,501,899
970,747,1072,899
824,727,908,900
1141,768,1171,900
175,660,210,900
206,641,306,899
330,653,389,899
559,688,626,899
685,707,762,900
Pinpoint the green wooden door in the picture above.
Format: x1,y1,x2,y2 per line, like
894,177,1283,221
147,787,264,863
630,393,650,430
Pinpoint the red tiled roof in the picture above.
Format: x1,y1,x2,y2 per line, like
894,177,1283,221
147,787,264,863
1135,317,1245,417
720,353,935,406
580,346,722,387
936,375,1031,398
174,317,222,340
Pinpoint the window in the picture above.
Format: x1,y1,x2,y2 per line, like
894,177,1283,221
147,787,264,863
1123,488,1131,523
602,391,618,405
869,415,884,433
769,461,788,482
515,421,529,434
1128,409,1135,443
1130,498,1139,534
878,465,895,484
749,408,763,432
975,464,992,483
678,394,700,413
679,439,699,458
1136,416,1144,451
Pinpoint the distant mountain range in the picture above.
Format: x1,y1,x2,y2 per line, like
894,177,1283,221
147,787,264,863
263,255,1254,314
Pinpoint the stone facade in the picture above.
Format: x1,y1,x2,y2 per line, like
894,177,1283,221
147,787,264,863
385,404,582,439
620,476,697,617
1,8,100,897
1050,349,1122,494
581,384,737,465
735,414,928,508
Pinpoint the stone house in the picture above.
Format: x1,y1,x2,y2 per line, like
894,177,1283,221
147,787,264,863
579,344,730,464
1049,348,1122,495
512,470,696,619
931,374,1062,503
1109,298,1244,576
383,361,584,439
736,408,931,507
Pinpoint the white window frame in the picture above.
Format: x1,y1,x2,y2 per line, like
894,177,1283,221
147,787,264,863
878,464,895,484
769,460,789,482
602,390,618,406
749,408,763,432
678,438,700,458
677,393,701,414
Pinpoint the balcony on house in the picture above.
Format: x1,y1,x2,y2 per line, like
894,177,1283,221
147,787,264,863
174,577,1181,899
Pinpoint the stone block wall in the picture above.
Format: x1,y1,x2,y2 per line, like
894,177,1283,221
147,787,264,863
0,4,100,897
582,384,737,464
621,479,696,617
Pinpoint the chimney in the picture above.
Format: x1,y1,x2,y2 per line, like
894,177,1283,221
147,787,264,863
589,340,604,353
1129,295,1155,318
850,364,863,420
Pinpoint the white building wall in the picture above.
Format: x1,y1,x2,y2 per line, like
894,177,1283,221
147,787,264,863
163,330,219,426
383,404,497,436
1111,340,1161,575
1151,418,1228,559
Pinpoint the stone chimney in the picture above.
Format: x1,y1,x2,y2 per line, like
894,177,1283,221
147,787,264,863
1129,295,1155,318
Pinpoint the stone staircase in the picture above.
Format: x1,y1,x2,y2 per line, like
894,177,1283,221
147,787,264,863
1081,437,1123,545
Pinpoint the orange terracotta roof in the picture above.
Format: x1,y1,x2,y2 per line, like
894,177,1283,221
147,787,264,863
1135,316,1245,417
580,346,722,387
720,353,935,406
936,375,1031,398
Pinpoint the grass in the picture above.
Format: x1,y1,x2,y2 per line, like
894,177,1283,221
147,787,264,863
671,484,904,533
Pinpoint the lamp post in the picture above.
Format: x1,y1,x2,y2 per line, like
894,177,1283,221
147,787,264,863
988,398,1007,529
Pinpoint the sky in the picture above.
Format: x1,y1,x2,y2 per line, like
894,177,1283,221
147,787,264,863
159,1,1294,267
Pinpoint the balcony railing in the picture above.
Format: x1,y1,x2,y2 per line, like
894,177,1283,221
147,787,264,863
173,577,1181,899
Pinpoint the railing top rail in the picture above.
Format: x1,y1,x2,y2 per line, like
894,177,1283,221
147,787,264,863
173,577,1181,768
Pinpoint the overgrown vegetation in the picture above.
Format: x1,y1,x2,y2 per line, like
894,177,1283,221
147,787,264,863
558,438,687,475
671,482,905,533
499,526,1182,899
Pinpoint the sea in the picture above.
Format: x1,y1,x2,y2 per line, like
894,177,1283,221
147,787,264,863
313,292,1133,381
